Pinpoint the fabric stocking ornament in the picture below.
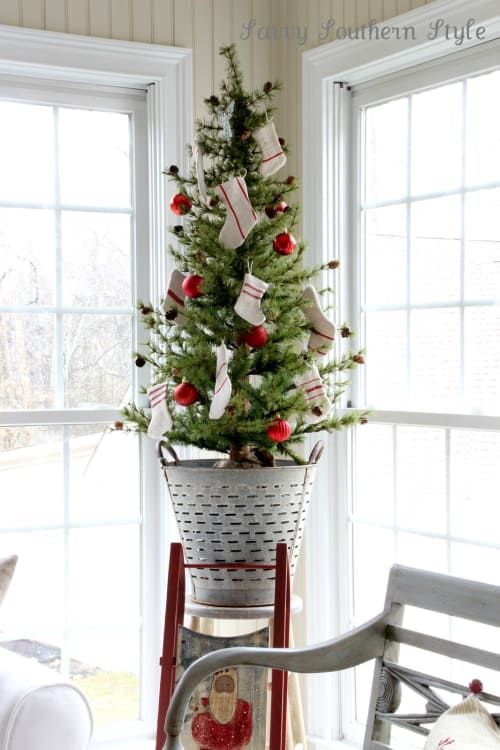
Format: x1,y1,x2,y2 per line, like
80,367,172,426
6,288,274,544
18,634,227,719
294,365,333,424
253,120,286,177
303,284,336,357
209,343,232,420
215,176,258,249
147,383,172,438
234,273,269,326
163,269,187,325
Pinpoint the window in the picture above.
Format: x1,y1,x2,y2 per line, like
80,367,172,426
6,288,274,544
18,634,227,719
303,4,500,748
348,52,500,742
0,26,191,747
0,86,146,728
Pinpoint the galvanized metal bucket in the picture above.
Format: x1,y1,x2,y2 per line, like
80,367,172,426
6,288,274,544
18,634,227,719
158,441,324,607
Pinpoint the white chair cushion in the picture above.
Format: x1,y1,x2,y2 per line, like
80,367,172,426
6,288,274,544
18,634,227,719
0,557,17,608
424,695,500,750
0,646,93,750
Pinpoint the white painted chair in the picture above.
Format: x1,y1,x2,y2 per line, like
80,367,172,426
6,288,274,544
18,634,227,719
163,565,500,750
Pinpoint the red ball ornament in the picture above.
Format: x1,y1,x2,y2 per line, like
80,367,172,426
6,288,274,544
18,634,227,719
469,679,483,694
174,382,199,406
182,274,204,298
170,193,192,216
273,231,297,256
267,418,292,443
276,201,288,213
242,325,268,348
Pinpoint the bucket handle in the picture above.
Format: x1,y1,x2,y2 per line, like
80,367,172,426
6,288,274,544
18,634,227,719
157,440,181,467
308,440,325,465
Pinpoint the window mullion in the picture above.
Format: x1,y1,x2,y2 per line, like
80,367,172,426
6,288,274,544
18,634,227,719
62,423,71,678
459,79,468,404
406,95,413,407
53,105,64,410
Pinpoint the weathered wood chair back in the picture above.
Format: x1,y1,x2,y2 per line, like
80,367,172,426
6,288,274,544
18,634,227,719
163,565,500,750
363,565,500,749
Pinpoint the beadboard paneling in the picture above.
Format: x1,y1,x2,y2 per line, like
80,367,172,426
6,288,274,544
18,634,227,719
44,0,67,33
193,0,213,111
0,0,439,134
131,0,152,43
67,0,88,34
1,0,20,25
88,0,110,38
22,0,43,29
110,0,130,41
212,0,232,90
152,0,173,45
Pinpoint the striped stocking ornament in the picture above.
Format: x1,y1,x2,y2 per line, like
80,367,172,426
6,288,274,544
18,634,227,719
303,284,336,357
163,269,187,325
209,343,232,420
234,273,269,326
147,383,172,438
215,176,258,249
253,120,286,177
294,365,333,424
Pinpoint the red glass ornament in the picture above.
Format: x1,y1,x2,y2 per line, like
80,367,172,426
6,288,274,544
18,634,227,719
182,274,204,298
242,325,268,348
273,231,296,256
170,193,192,216
469,679,483,694
267,418,292,443
276,201,288,213
174,382,199,406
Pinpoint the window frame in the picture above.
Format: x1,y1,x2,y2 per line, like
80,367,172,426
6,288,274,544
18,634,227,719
302,1,500,747
0,24,192,746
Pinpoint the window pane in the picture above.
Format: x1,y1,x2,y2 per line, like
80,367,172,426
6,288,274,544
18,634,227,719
69,425,140,523
411,196,461,304
450,430,500,544
397,426,447,535
0,101,54,203
68,526,140,628
352,524,395,623
0,312,55,409
466,69,500,186
0,530,65,631
0,208,55,306
0,426,63,527
464,188,500,301
353,424,394,525
464,306,500,415
70,628,140,724
364,97,408,204
365,310,408,407
61,211,132,308
451,541,500,586
410,308,461,410
396,532,447,573
63,313,132,407
411,82,463,195
364,204,407,306
59,108,131,207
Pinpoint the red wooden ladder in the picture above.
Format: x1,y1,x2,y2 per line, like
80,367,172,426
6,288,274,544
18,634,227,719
156,542,291,750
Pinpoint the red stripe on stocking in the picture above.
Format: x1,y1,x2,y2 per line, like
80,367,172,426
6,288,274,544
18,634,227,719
219,182,246,241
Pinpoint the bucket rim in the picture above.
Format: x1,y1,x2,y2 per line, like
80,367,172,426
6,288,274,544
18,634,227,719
160,458,318,472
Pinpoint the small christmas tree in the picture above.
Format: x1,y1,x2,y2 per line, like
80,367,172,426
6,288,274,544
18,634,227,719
123,45,365,467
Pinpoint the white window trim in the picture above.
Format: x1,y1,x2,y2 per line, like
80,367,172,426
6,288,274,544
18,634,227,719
302,1,500,747
0,25,192,746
